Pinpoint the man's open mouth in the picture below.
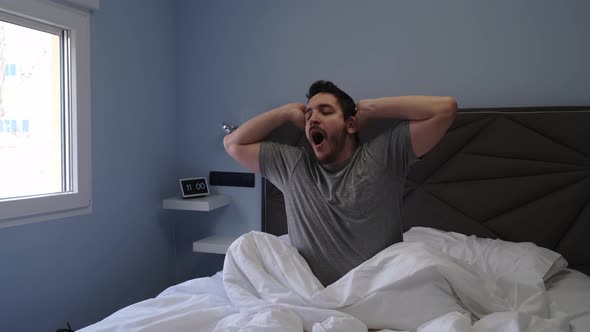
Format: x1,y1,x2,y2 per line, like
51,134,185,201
311,130,325,146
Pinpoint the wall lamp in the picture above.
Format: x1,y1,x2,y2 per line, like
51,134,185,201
221,122,238,134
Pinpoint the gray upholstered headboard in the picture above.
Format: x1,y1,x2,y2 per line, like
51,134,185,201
261,107,590,276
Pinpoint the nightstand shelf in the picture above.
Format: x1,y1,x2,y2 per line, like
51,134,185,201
192,235,240,254
162,194,230,212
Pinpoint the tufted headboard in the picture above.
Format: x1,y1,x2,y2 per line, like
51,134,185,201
261,107,590,276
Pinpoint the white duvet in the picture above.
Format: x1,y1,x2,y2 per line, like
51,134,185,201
80,229,575,332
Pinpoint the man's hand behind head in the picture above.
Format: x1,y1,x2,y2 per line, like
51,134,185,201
281,103,306,130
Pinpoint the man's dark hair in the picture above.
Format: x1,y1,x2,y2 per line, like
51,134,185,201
306,80,356,120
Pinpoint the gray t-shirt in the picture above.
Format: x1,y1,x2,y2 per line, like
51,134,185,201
260,122,417,286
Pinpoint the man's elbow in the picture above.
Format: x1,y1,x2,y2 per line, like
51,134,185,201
223,135,234,155
441,97,458,117
223,136,247,165
223,135,242,161
425,97,456,135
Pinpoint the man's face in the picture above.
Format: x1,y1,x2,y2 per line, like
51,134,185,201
305,93,349,165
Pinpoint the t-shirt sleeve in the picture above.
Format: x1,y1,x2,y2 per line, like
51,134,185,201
259,141,303,191
365,121,418,179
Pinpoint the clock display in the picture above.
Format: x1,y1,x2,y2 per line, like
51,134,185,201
179,177,209,198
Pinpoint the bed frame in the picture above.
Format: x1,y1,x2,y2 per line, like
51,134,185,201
261,106,590,276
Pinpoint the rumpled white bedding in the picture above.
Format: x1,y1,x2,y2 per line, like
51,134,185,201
80,230,580,332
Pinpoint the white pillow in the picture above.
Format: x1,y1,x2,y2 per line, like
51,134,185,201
403,227,567,283
278,233,291,245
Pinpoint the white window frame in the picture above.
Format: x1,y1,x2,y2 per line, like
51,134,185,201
0,0,91,228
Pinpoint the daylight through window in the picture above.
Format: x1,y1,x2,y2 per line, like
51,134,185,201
0,16,68,200
0,0,91,227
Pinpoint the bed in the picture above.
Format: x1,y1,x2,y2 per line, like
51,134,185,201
80,107,590,332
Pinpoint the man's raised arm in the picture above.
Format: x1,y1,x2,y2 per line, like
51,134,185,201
223,103,306,173
356,96,457,158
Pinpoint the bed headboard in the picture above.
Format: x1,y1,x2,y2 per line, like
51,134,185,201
261,106,590,276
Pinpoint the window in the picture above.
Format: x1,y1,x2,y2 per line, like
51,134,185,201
0,0,91,228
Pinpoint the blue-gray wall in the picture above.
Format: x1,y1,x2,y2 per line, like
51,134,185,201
0,0,177,331
2,0,590,331
174,0,590,278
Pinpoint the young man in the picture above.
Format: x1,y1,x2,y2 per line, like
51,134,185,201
224,80,457,286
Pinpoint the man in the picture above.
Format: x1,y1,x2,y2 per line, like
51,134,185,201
224,80,457,286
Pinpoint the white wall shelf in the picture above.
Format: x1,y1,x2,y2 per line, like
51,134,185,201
162,194,230,212
192,235,240,254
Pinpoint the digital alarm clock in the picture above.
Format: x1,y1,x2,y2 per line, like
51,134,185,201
179,177,209,198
